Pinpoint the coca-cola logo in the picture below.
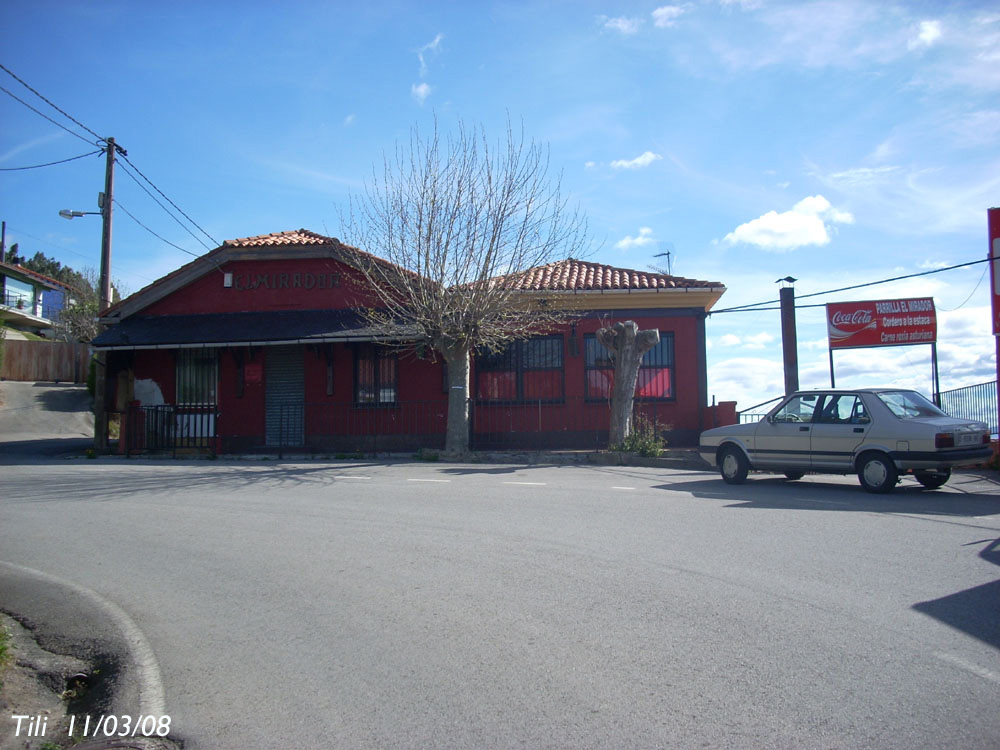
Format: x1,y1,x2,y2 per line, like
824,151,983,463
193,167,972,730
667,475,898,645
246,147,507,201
831,309,873,327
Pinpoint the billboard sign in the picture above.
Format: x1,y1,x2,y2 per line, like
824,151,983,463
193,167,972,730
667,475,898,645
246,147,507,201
826,298,936,350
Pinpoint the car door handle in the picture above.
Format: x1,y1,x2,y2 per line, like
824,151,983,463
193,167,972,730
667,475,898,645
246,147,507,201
800,426,810,432
853,427,864,433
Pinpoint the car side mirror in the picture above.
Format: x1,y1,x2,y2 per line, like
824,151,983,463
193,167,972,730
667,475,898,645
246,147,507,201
857,416,871,424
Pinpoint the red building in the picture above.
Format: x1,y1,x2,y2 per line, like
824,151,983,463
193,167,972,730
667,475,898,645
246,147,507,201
93,230,730,454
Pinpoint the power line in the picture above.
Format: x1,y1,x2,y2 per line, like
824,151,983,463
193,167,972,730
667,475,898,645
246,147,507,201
114,199,203,259
117,159,214,251
0,62,104,143
1,224,156,284
0,84,97,146
119,153,219,248
0,149,102,171
711,258,990,315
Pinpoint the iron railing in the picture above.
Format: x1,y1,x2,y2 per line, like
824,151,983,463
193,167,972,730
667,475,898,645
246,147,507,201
122,403,219,457
269,397,680,456
939,381,997,436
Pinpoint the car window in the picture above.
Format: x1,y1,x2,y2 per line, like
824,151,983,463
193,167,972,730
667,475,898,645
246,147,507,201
771,394,820,423
817,395,867,425
877,390,947,419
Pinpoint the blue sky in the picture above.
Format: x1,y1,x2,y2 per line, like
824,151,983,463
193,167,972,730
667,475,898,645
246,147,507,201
2,0,998,410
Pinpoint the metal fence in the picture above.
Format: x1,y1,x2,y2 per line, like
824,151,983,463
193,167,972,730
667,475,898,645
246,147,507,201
268,397,679,456
940,381,997,436
121,403,219,457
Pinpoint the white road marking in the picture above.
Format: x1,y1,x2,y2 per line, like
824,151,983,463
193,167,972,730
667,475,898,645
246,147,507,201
612,486,636,490
934,652,1000,684
334,475,372,480
503,481,546,486
407,478,451,483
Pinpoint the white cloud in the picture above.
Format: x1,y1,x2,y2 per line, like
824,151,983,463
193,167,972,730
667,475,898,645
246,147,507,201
652,5,687,28
343,114,356,127
604,16,642,34
744,332,776,348
610,151,663,170
417,33,444,77
723,195,854,251
819,162,1000,234
719,334,742,347
584,161,596,169
615,227,656,250
908,20,942,50
411,82,432,104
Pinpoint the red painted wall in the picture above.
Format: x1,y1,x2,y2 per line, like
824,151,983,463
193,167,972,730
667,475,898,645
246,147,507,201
143,258,383,315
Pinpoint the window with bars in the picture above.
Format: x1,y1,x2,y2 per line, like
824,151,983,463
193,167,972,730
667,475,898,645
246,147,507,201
475,336,564,402
584,332,674,400
355,344,398,405
176,349,218,405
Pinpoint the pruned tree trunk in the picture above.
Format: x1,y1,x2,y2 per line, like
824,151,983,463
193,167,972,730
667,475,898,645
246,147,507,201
597,321,659,448
441,343,471,455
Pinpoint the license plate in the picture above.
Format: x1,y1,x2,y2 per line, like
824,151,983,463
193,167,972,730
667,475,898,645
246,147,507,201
957,433,982,446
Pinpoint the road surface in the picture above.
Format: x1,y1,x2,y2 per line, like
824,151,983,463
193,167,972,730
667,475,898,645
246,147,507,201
1,459,998,749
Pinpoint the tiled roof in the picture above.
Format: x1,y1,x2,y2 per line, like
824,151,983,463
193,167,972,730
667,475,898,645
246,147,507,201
0,261,71,291
511,259,723,292
223,229,340,248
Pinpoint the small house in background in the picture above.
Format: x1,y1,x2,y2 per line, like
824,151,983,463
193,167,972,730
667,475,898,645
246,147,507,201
92,230,734,454
0,261,74,337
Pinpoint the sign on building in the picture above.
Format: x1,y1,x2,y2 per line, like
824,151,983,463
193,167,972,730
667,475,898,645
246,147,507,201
826,298,937,350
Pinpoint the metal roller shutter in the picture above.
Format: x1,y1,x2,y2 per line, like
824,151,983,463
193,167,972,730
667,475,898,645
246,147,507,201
265,345,304,447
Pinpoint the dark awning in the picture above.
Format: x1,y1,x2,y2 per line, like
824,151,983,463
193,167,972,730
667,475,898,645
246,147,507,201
91,309,417,350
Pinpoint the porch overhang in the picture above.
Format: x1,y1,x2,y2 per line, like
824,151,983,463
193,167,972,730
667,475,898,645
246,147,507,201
91,309,417,351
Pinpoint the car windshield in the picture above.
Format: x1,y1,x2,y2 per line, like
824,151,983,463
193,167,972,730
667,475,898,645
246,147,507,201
877,390,947,419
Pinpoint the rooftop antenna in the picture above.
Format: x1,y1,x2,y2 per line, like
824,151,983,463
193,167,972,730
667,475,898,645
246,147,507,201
653,247,673,276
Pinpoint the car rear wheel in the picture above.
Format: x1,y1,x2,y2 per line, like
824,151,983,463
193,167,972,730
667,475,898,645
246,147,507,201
915,468,951,490
857,453,898,493
719,446,750,484
784,471,804,480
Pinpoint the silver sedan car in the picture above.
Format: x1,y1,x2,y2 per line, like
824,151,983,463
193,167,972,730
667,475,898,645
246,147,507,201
699,388,992,493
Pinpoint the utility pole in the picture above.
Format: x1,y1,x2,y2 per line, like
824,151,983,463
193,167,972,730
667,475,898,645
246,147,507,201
94,136,122,452
777,276,799,394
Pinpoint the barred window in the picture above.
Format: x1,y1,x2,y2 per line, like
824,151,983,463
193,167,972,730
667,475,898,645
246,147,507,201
176,349,218,405
355,345,397,405
584,332,674,400
475,336,564,402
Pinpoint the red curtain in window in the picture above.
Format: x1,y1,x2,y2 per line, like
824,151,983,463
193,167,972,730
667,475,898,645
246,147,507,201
477,371,517,400
636,368,671,398
523,370,562,400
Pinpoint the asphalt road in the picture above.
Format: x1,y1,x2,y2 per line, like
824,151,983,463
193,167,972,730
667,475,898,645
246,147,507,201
1,459,998,749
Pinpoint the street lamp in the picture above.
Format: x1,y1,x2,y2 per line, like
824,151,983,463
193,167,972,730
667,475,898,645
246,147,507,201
58,209,100,220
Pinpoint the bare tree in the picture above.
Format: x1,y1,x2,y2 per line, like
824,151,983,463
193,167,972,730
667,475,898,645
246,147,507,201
343,119,589,454
53,268,126,343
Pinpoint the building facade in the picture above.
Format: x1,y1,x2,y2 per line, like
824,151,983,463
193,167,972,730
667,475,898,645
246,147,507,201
0,261,73,336
92,230,731,454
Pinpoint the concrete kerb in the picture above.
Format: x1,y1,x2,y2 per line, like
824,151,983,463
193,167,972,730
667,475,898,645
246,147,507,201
64,447,714,470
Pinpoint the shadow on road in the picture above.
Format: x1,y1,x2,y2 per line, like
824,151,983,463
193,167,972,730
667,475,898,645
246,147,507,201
656,474,1000,519
913,538,1000,650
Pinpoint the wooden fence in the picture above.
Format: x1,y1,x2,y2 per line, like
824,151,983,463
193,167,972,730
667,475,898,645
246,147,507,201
0,339,90,383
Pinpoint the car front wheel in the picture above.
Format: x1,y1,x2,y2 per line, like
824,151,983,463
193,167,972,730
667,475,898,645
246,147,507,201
719,446,750,484
857,453,898,493
915,468,951,490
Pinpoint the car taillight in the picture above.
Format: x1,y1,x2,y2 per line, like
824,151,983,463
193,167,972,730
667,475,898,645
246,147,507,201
935,433,955,449
984,434,992,445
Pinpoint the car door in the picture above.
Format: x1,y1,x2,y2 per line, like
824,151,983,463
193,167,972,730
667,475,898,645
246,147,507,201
751,393,821,471
809,394,871,470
